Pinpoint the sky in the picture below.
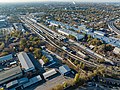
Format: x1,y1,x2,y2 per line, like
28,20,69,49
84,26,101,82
0,0,119,3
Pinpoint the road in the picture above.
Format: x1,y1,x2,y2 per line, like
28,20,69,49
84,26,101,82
108,21,120,35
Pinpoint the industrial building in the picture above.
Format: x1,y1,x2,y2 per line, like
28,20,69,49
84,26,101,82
0,54,13,63
94,31,106,36
13,23,25,32
59,65,71,76
43,69,57,79
17,52,35,72
0,66,23,85
58,29,84,40
23,75,42,88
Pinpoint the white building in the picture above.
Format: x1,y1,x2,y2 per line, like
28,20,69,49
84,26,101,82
43,69,57,79
17,52,35,72
113,47,120,55
94,31,106,36
78,25,86,31
58,29,84,40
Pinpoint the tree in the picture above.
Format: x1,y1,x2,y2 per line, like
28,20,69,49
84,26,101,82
105,44,114,51
29,47,34,52
0,52,9,57
63,82,67,88
24,48,29,52
0,42,5,49
74,73,80,83
79,62,85,69
68,35,76,40
41,55,49,64
52,26,56,30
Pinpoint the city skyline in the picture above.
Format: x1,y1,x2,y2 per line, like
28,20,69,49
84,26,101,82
0,0,120,3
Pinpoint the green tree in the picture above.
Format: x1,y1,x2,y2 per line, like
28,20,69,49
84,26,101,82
33,48,42,59
20,38,27,46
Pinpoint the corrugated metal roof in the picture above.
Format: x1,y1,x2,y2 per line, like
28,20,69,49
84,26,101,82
0,66,22,84
18,77,29,84
17,52,35,72
23,75,42,88
0,54,13,62
58,29,84,40
43,69,57,79
59,65,71,75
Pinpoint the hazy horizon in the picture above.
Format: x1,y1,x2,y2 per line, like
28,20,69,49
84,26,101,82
0,0,120,3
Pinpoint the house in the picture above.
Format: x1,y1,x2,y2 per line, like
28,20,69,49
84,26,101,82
58,29,84,40
17,52,35,72
94,31,106,36
59,65,71,76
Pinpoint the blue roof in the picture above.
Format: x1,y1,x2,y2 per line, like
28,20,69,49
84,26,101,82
81,30,120,48
59,65,71,75
0,54,13,62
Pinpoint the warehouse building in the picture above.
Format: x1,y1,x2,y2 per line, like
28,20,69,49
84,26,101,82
59,65,71,76
0,54,13,63
23,75,42,88
6,80,18,89
0,66,23,85
43,69,57,79
17,52,35,72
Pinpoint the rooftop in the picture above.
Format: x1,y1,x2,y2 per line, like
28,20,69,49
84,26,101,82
17,52,35,72
0,66,22,84
43,69,57,79
59,65,71,75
